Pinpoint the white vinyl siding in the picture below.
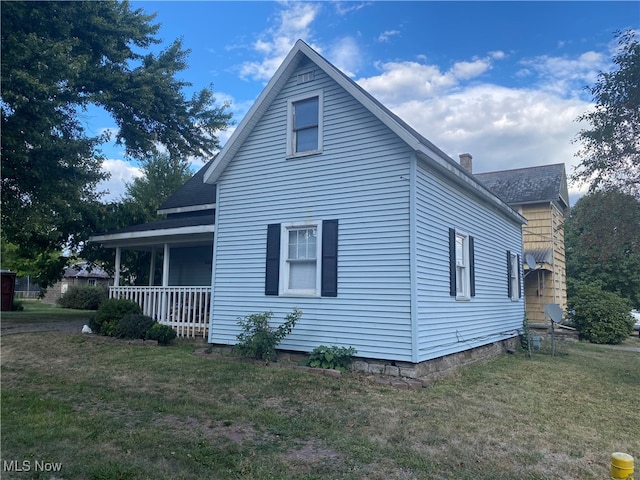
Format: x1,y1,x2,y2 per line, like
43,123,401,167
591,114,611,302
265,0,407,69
210,63,414,361
414,160,524,362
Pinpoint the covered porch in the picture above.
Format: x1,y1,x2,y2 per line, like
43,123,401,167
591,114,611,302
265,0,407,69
90,215,215,338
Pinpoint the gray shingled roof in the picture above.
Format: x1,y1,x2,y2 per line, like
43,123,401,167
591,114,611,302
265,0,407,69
63,262,111,279
475,163,569,209
158,157,217,212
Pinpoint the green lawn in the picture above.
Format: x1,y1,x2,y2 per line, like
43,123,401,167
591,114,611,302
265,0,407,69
1,329,638,479
2,299,94,324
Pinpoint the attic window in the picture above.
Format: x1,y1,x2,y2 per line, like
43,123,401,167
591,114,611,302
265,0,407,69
297,70,314,84
286,91,323,157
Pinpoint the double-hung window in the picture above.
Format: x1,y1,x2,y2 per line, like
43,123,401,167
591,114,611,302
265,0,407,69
507,251,521,300
455,234,469,298
287,92,323,156
265,220,338,297
284,224,320,295
449,228,475,300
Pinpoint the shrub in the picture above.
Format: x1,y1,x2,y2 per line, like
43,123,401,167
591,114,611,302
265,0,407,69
567,284,634,344
90,298,142,336
57,286,106,310
235,308,302,362
307,345,357,372
146,323,177,345
114,314,155,340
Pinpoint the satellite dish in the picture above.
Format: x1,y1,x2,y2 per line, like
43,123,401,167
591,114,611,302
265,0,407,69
545,303,563,323
525,254,537,270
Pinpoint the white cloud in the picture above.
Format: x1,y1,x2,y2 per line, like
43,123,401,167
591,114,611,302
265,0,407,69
97,159,142,203
378,30,400,43
239,2,322,82
518,50,608,97
450,58,492,80
325,37,363,78
358,53,499,104
356,52,593,205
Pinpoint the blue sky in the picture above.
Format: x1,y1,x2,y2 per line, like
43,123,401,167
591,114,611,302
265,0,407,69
96,1,639,204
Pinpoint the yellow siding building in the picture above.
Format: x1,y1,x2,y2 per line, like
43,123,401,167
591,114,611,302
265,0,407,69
475,163,570,326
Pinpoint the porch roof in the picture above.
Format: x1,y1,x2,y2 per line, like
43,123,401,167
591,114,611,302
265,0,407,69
90,213,215,249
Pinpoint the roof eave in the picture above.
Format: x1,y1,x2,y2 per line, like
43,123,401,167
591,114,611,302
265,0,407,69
157,203,216,216
89,224,215,248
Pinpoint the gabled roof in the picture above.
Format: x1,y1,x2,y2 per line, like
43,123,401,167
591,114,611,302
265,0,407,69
158,157,217,215
475,163,569,211
203,39,525,226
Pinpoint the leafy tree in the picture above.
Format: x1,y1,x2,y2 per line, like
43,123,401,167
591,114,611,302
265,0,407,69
565,190,640,309
1,1,231,287
123,154,193,220
81,154,195,285
572,30,640,195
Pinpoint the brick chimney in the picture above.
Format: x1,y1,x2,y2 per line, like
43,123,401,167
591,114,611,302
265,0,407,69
459,153,473,174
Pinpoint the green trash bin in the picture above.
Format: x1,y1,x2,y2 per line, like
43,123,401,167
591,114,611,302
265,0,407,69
1,270,17,311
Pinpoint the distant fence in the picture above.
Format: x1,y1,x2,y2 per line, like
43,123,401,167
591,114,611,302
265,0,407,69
14,291,40,299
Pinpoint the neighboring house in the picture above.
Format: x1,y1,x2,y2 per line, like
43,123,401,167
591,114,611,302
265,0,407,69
475,162,570,326
91,40,527,376
42,262,113,304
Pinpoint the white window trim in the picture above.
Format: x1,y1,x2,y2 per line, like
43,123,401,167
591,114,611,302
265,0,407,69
280,221,322,297
510,252,519,301
286,90,324,158
456,230,471,301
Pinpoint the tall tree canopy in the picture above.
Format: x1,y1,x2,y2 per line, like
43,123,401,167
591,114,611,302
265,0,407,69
572,29,640,195
81,154,195,286
565,190,640,309
123,154,193,221
1,1,231,287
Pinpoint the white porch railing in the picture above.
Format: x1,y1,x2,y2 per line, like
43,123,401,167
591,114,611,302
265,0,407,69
109,286,211,338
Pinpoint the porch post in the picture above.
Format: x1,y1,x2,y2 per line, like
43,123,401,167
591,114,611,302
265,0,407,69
114,247,121,287
162,244,170,287
149,247,156,286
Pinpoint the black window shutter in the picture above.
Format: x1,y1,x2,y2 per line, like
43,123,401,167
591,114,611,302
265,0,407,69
265,224,281,296
506,250,512,298
517,253,522,299
469,236,476,297
449,228,456,297
321,219,338,297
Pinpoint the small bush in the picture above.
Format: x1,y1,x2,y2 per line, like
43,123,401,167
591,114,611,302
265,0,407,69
146,323,177,345
307,345,357,372
114,314,155,340
567,284,634,344
90,298,142,336
235,308,302,362
58,286,106,310
12,300,24,311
